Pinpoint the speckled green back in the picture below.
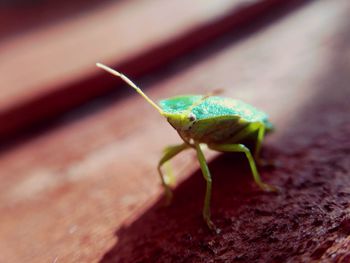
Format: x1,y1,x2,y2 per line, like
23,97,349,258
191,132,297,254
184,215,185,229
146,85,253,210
159,95,202,114
159,95,271,124
159,95,273,144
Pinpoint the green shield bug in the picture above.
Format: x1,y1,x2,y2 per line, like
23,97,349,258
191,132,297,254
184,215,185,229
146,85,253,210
97,63,277,231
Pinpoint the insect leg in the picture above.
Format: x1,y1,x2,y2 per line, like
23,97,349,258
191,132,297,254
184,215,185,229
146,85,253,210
225,122,266,164
227,122,259,145
209,143,277,192
158,143,189,205
194,142,216,230
254,124,265,161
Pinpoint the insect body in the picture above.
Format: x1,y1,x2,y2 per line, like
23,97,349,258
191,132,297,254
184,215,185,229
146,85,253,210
97,63,276,230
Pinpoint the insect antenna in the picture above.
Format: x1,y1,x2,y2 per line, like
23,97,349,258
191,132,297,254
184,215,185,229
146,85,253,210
96,63,164,114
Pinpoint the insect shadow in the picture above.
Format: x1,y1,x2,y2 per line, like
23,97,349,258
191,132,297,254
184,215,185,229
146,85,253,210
100,151,277,262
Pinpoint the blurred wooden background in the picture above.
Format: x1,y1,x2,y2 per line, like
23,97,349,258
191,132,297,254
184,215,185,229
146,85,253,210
1,0,350,262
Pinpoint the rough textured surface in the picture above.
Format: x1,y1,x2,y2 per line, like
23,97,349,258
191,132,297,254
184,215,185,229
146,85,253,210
102,1,350,262
105,117,350,263
0,0,350,262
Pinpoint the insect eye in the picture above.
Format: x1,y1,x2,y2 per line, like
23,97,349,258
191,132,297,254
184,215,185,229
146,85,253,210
188,113,196,122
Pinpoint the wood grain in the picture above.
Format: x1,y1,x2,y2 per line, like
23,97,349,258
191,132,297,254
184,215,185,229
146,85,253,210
0,0,294,142
1,0,350,262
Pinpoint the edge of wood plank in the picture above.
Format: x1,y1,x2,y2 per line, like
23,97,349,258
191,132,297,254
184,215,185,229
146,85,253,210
0,0,307,144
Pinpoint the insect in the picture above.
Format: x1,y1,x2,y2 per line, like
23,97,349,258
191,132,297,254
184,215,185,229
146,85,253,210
96,63,277,230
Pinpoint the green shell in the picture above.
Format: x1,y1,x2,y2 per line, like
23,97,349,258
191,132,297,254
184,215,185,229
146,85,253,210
159,95,273,144
159,95,202,114
159,95,271,123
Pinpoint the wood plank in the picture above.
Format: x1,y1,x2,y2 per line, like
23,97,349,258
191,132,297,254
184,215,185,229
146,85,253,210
0,0,111,38
0,0,296,141
1,0,350,262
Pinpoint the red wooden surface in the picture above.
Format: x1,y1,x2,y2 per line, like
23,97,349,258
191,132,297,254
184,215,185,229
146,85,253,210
1,0,350,262
0,0,297,142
